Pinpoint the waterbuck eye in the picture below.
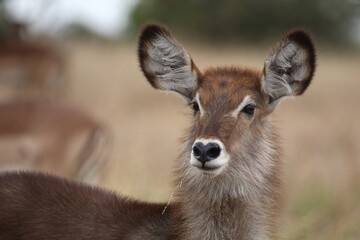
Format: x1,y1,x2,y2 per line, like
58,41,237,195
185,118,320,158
190,101,199,114
241,104,255,116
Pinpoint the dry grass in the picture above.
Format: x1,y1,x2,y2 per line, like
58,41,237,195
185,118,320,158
5,41,360,239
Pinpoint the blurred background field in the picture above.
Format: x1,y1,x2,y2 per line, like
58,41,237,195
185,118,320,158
62,42,360,240
1,0,360,239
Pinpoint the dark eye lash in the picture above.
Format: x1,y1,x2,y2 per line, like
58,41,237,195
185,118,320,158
189,101,200,114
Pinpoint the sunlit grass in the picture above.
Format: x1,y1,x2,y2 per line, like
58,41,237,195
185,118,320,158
66,42,359,239
280,187,360,240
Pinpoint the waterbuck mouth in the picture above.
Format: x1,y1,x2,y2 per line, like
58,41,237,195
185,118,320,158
201,166,221,173
196,165,225,176
201,165,219,171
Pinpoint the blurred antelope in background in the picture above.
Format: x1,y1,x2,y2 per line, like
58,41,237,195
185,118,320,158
0,24,316,240
0,21,65,96
0,98,111,184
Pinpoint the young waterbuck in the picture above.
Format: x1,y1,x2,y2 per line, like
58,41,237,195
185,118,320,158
0,24,316,240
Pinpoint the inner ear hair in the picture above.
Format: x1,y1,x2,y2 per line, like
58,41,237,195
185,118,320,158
138,24,177,89
138,23,198,101
262,28,316,106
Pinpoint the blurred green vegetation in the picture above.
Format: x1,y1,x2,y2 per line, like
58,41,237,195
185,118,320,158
129,0,360,46
281,188,360,240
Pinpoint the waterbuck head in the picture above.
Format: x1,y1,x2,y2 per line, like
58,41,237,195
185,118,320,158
138,24,316,187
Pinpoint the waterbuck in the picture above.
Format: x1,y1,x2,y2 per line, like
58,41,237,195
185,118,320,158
0,98,111,184
0,24,316,240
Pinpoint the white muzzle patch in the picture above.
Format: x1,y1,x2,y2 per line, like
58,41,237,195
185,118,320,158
190,138,230,176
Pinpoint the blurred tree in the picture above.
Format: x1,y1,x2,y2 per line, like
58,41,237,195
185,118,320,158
64,23,110,40
0,0,26,40
0,0,9,33
129,0,359,45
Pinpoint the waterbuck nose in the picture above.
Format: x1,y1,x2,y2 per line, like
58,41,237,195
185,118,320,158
192,142,221,164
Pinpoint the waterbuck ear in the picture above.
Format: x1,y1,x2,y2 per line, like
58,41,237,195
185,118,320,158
138,24,199,102
261,29,316,111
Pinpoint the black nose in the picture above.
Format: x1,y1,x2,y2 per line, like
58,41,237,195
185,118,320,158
192,142,221,165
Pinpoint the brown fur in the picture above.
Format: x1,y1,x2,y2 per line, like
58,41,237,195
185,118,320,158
171,67,282,239
0,24,316,240
0,171,173,240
